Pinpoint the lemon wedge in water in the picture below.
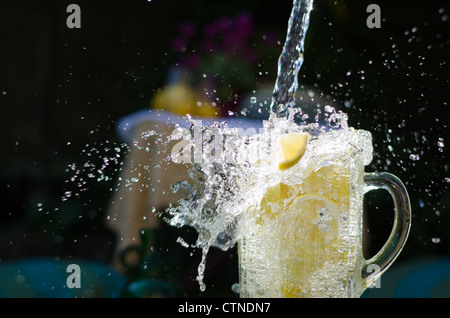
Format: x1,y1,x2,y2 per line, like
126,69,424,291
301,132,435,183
277,133,310,170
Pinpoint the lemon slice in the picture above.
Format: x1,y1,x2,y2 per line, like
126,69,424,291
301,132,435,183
287,195,339,248
277,133,310,170
257,182,296,224
278,195,340,297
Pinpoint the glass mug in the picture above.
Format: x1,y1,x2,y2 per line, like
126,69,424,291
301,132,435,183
237,130,411,298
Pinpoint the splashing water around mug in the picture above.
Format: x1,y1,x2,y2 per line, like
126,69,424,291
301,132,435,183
165,0,411,297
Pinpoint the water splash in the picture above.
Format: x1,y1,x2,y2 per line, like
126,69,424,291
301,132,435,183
165,105,358,291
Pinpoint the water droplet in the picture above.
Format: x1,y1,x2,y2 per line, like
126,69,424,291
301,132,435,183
231,283,240,294
250,96,257,104
141,130,156,138
431,237,441,244
176,237,190,248
419,199,425,208
324,105,334,113
409,154,420,161
276,104,286,113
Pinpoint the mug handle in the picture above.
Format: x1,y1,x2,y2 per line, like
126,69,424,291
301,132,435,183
360,172,412,288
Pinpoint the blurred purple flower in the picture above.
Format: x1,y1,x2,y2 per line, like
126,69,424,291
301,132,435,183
169,10,281,109
179,21,197,37
204,21,218,38
215,17,232,33
201,41,216,53
234,12,254,37
171,37,187,52
223,32,242,51
181,54,200,69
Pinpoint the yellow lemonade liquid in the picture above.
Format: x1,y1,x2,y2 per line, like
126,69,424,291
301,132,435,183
238,122,372,298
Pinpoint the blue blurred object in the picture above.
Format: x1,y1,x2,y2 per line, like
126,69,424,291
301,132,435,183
362,256,450,298
0,258,127,298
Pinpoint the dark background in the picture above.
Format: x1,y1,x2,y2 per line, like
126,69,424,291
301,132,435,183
0,0,449,297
